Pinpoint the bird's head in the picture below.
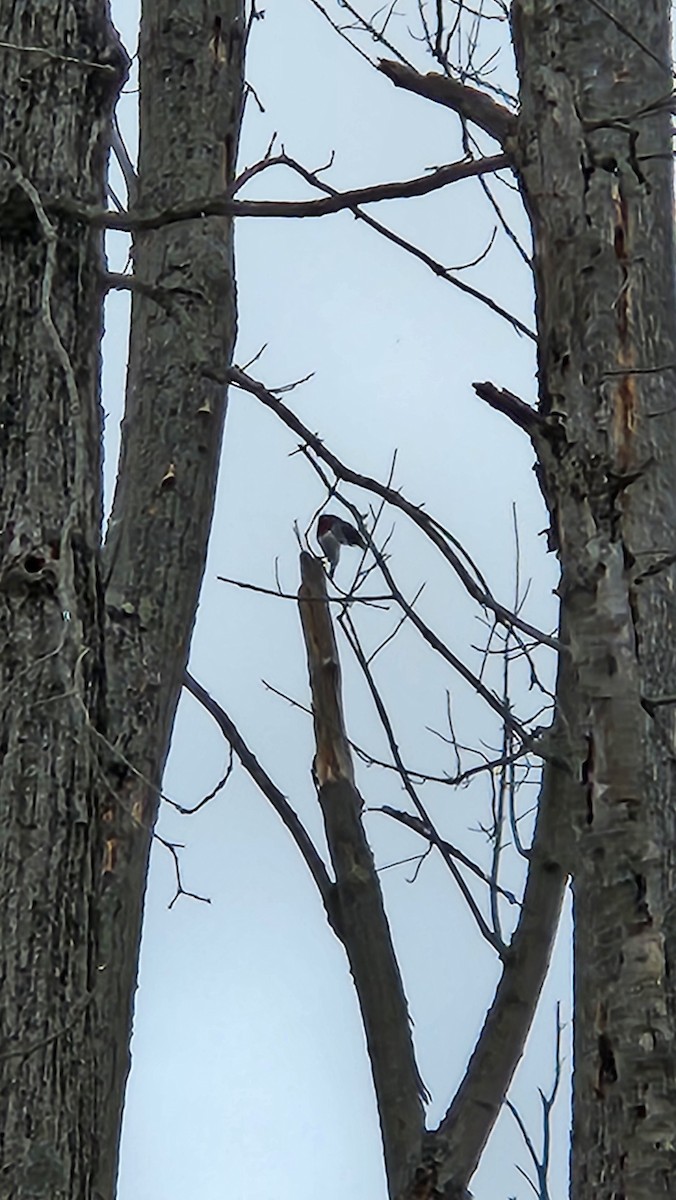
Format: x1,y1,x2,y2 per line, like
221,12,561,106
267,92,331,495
317,513,365,548
317,514,338,539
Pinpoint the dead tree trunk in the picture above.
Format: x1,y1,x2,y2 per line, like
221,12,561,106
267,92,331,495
0,1,244,1196
512,1,676,1194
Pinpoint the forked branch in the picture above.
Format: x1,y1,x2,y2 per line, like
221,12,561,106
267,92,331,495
50,155,509,231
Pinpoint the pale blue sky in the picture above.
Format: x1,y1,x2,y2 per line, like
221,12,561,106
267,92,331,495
107,4,571,1199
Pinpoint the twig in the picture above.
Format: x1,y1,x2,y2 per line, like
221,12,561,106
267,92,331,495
505,1003,564,1200
308,0,415,67
154,835,211,910
340,611,507,958
227,367,558,651
306,0,377,65
164,746,235,815
217,573,391,606
366,583,425,662
0,38,118,73
183,671,337,928
379,806,519,905
55,153,510,228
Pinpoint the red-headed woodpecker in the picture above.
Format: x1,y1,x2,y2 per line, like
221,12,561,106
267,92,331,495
317,513,365,578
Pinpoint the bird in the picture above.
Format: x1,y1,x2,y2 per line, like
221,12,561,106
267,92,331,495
316,513,365,578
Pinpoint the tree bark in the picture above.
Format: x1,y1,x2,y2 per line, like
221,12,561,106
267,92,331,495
0,4,127,1197
512,1,676,1194
0,0,244,1195
298,552,426,1200
97,1,244,1193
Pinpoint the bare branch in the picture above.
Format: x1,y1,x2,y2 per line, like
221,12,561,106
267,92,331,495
231,152,291,194
183,671,337,929
340,611,508,957
55,154,510,230
297,553,426,1195
473,381,546,434
228,367,558,653
154,835,211,910
378,58,518,144
263,153,534,338
110,112,138,206
378,806,519,906
68,145,533,338
427,657,576,1195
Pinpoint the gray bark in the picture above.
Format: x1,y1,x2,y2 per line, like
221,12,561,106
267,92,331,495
97,1,244,1192
0,0,244,1195
512,1,676,1194
3,2,675,1198
379,3,676,1195
0,4,127,1196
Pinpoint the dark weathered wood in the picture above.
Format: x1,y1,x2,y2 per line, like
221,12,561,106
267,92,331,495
512,1,676,1195
298,552,426,1200
378,59,518,145
0,4,128,1196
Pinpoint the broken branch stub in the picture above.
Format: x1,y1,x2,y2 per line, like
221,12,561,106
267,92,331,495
298,551,356,790
297,551,427,1196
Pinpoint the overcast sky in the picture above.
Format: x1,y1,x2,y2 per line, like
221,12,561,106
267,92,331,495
107,4,571,1199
